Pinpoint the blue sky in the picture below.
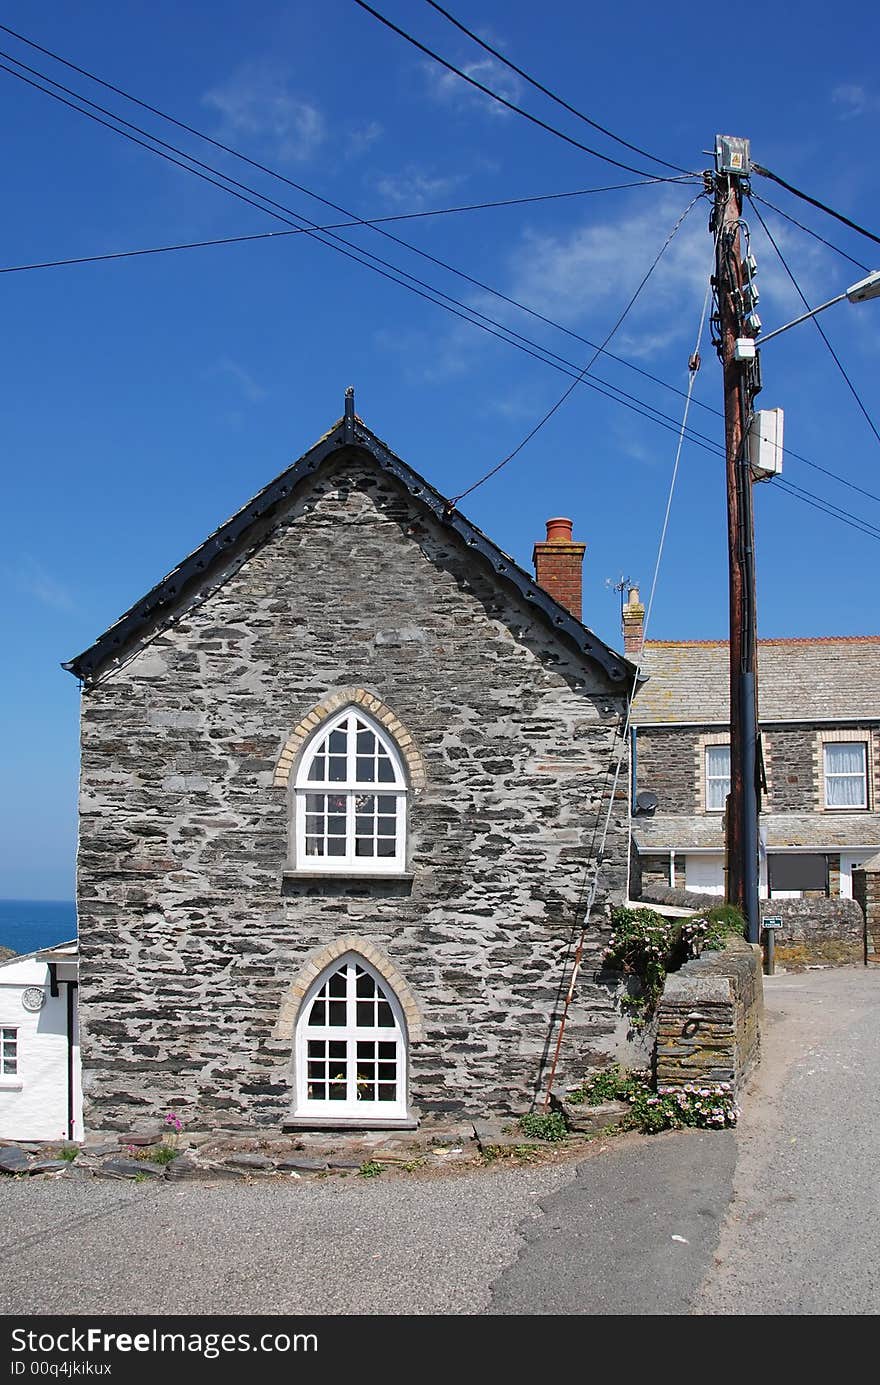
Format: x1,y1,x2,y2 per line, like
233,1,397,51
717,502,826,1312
1,0,879,900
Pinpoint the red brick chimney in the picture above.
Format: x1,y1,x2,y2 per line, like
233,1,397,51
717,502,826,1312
622,585,645,655
532,517,586,619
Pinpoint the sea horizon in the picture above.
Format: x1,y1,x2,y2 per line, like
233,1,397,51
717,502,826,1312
0,898,78,956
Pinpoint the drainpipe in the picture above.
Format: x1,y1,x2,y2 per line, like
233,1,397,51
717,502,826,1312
66,981,78,1142
630,725,638,812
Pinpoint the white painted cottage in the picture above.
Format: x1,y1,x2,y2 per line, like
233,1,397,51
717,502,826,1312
0,942,81,1142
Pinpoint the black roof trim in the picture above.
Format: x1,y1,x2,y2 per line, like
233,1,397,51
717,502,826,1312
63,409,638,687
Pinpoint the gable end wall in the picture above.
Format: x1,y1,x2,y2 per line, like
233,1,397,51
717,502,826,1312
76,455,630,1131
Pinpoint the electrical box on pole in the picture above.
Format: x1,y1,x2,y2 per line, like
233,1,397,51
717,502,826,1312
749,408,784,480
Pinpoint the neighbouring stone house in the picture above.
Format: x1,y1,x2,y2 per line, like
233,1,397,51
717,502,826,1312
64,395,640,1135
0,942,80,1142
622,590,880,902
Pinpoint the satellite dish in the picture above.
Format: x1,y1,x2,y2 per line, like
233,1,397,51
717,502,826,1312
635,790,658,814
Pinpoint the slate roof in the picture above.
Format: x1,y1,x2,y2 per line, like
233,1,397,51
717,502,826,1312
63,394,638,688
633,813,880,852
633,638,880,724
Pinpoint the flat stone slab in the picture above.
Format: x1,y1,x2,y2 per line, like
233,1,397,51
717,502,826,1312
558,1100,630,1134
276,1157,328,1172
472,1122,536,1151
0,1148,32,1174
94,1157,166,1179
223,1153,275,1170
164,1157,201,1181
26,1159,72,1175
327,1158,364,1170
118,1133,161,1147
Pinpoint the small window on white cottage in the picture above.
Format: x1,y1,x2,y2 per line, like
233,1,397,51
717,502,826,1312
0,1028,18,1076
824,742,868,808
705,744,731,812
294,954,408,1121
294,708,407,872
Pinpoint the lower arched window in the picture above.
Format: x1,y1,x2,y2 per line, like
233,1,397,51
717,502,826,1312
294,954,408,1121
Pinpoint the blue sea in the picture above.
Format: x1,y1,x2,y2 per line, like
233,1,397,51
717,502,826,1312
0,899,77,956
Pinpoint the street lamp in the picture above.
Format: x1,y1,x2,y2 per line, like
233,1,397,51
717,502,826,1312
758,269,880,344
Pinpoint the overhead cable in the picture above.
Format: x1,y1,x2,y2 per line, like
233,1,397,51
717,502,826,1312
542,259,716,1109
749,197,880,448
750,193,869,274
449,196,702,505
752,163,880,250
352,0,700,182
422,0,690,176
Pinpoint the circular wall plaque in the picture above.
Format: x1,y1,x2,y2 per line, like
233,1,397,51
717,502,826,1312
22,987,46,1012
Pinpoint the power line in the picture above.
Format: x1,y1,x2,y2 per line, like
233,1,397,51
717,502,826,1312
422,0,690,177
542,268,714,1108
3,40,877,534
450,196,702,504
0,53,735,463
0,181,688,275
772,477,880,543
750,193,869,274
752,162,880,250
0,33,707,416
352,0,700,182
749,196,880,448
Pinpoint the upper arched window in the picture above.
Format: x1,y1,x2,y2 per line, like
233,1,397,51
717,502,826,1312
293,708,407,872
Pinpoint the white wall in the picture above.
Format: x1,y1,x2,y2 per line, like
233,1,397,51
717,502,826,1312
0,955,81,1142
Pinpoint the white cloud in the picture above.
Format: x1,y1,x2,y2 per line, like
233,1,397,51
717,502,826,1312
203,62,325,164
208,358,268,404
15,558,74,611
371,166,465,210
831,83,878,118
421,49,523,117
347,121,383,157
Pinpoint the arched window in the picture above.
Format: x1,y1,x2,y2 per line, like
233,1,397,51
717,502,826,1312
294,707,407,872
294,954,408,1120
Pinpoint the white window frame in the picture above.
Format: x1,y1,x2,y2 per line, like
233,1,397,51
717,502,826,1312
293,708,407,874
293,954,408,1122
0,1027,18,1077
705,743,731,813
823,741,868,809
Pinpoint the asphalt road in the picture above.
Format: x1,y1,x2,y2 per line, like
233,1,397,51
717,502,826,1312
0,966,876,1318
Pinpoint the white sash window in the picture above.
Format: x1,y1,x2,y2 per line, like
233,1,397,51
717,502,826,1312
294,709,407,872
294,955,408,1120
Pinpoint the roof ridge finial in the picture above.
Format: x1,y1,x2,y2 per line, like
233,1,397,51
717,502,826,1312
344,385,355,442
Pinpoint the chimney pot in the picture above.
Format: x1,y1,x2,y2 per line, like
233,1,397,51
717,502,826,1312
533,517,586,620
545,517,573,544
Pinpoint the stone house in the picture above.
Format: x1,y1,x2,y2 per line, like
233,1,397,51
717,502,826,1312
64,395,639,1135
622,590,880,901
0,942,80,1142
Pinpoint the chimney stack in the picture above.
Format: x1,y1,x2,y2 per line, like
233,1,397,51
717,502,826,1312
622,585,645,656
532,517,586,620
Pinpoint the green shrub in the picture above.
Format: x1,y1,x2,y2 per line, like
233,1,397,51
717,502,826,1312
358,1160,383,1177
625,1082,739,1134
518,1110,568,1142
57,1145,79,1162
150,1144,181,1165
570,1063,647,1105
604,907,679,1021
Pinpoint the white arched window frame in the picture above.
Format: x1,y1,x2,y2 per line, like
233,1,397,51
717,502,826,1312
293,707,408,873
294,953,409,1121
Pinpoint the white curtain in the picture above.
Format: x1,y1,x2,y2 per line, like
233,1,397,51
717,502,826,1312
824,743,866,807
706,745,731,811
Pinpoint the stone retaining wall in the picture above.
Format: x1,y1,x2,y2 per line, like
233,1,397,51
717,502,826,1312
654,939,762,1093
761,898,864,968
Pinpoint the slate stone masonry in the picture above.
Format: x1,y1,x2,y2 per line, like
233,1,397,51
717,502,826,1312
76,451,632,1133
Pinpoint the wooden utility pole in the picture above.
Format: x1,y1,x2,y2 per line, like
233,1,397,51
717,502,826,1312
711,135,761,944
